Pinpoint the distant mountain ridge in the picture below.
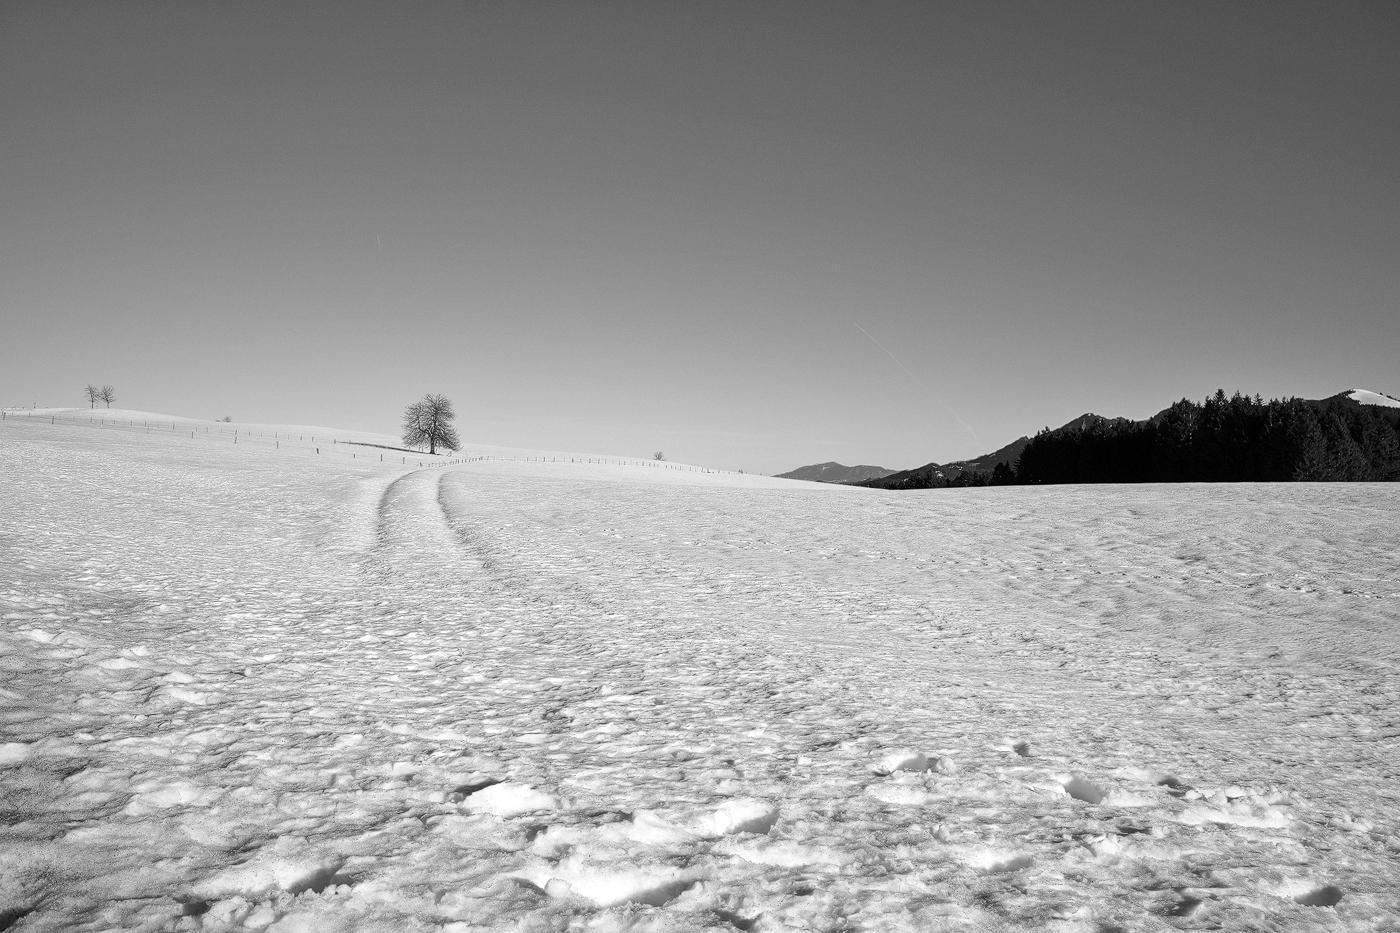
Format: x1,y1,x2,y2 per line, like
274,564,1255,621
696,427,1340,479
1010,388,1400,483
850,418,1126,490
784,415,1128,490
775,462,896,484
779,388,1400,489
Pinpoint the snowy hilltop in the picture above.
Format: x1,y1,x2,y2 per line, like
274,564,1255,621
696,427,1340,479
2,410,1398,931
1342,388,1400,409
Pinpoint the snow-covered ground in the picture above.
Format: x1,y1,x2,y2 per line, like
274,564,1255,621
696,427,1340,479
2,413,1398,932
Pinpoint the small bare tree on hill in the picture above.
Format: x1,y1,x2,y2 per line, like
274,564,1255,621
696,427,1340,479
402,394,460,455
99,385,115,408
653,451,665,461
84,384,100,408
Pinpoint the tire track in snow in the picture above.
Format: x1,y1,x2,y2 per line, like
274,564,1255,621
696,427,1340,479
361,469,490,592
430,467,921,763
434,471,539,600
436,471,610,612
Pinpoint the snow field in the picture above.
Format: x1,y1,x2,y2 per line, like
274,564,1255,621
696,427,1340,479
1,416,1399,932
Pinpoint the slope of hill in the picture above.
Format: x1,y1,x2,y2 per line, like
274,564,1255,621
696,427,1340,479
942,433,1032,475
775,461,896,483
858,415,1132,489
1344,387,1400,408
1318,388,1400,422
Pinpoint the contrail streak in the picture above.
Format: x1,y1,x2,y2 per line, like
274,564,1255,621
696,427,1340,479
853,323,981,446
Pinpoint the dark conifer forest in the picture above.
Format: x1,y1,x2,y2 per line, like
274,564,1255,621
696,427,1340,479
852,391,1400,489
1014,391,1400,484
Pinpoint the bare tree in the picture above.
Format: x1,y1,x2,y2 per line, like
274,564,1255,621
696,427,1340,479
84,384,100,408
99,385,115,408
402,394,460,455
653,451,666,461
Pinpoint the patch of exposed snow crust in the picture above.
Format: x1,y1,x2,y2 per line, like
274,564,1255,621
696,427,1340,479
464,782,559,817
2,414,1399,930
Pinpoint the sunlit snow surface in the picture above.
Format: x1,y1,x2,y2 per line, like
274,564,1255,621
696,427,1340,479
3,415,1399,932
1348,389,1400,409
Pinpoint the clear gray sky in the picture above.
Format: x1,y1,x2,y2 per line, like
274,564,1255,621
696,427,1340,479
3,2,1396,473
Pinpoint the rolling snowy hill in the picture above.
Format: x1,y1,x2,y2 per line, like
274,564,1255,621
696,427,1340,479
3,411,1398,931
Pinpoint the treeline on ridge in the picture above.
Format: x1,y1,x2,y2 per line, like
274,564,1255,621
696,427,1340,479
866,391,1400,488
1015,391,1399,483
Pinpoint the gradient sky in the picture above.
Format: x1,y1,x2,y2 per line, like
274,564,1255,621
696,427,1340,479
3,2,1396,473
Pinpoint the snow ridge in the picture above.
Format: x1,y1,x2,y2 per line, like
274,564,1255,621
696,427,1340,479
1348,388,1400,408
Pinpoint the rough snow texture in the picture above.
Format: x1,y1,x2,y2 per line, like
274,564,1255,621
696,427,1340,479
2,415,1399,932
